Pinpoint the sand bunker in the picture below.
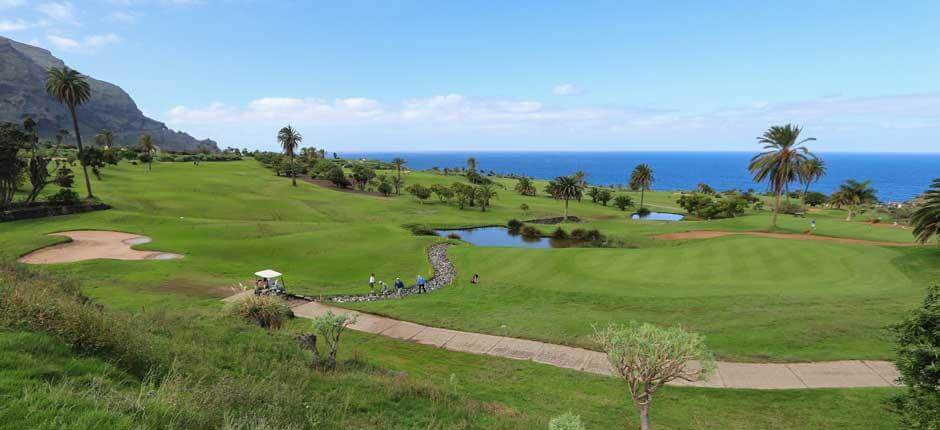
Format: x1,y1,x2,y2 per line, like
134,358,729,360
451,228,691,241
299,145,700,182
18,230,183,264
653,230,917,247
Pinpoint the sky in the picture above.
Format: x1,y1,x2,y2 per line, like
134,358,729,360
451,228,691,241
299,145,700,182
2,0,940,152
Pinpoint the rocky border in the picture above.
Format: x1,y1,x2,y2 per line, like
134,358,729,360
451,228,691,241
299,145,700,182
288,243,456,304
1,202,110,223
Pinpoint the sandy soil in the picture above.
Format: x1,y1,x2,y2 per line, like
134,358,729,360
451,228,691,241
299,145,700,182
653,230,918,247
18,230,183,264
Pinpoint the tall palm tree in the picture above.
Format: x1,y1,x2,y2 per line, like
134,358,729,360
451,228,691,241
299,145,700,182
514,176,536,196
747,124,814,227
829,179,877,221
46,66,92,198
391,157,406,195
467,157,477,172
911,178,940,244
629,164,654,211
551,175,581,220
95,129,114,149
138,134,157,171
277,125,302,186
798,156,826,209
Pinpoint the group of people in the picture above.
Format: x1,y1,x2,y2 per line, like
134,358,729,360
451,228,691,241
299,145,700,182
369,273,428,296
254,277,283,294
369,271,479,297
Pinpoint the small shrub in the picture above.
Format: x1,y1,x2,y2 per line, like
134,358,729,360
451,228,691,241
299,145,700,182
636,207,651,216
447,233,461,240
297,310,356,371
403,223,438,236
225,294,292,330
521,225,541,238
507,219,524,231
549,412,585,430
778,202,803,214
47,188,80,206
552,227,569,239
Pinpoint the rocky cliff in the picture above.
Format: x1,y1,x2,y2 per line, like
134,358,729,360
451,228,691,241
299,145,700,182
0,36,218,152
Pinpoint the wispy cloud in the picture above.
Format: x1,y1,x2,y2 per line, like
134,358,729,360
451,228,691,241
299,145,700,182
46,32,121,52
162,92,940,151
552,83,583,96
105,11,137,23
36,1,78,24
0,0,26,9
0,18,34,31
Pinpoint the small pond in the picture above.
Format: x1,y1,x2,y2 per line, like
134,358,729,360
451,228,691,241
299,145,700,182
631,211,684,221
435,227,568,249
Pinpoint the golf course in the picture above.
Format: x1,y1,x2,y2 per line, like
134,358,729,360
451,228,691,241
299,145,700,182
1,158,936,429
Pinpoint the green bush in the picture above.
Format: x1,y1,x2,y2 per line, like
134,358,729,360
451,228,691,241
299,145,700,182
225,294,292,330
46,188,80,206
551,227,569,239
0,263,161,377
521,225,541,238
889,285,940,429
507,219,524,231
403,223,438,236
549,412,585,430
570,228,603,242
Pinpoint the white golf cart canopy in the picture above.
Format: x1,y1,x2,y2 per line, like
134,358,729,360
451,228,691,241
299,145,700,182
254,269,282,279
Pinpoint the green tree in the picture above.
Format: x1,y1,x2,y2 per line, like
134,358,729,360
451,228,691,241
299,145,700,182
430,183,454,202
95,129,114,149
888,286,940,429
748,124,815,227
829,179,877,221
613,195,633,211
277,125,302,186
911,179,940,244
547,176,581,220
391,157,406,195
519,203,530,216
515,176,536,196
596,189,613,206
629,164,654,212
406,183,432,204
0,123,29,208
46,66,93,198
138,134,157,171
297,310,356,371
350,164,376,191
594,323,714,430
477,183,498,212
798,157,827,209
376,175,393,197
466,157,477,172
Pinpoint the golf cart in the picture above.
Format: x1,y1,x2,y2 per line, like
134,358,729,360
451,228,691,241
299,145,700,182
254,269,286,296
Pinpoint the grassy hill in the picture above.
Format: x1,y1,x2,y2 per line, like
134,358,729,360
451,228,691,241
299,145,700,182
1,158,932,429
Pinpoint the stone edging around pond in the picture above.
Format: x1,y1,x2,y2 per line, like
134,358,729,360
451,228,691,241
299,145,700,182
1,202,111,223
288,243,456,304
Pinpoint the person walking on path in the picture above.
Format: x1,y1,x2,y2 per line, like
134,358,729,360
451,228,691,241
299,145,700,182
394,277,405,296
369,273,376,294
417,274,426,293
810,219,817,232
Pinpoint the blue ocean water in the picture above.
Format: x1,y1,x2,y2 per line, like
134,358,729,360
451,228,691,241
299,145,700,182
342,152,939,202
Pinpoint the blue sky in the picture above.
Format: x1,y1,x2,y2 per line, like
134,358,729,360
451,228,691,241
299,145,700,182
2,0,940,152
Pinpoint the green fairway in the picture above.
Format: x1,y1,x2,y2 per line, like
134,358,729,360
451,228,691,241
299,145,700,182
1,158,932,428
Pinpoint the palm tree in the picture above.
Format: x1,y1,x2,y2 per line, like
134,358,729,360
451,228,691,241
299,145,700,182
629,164,654,211
551,176,581,220
95,129,114,149
467,157,477,172
798,157,826,209
277,125,302,186
391,157,406,195
46,66,92,198
829,179,877,221
911,178,940,244
138,134,157,171
514,176,536,196
748,124,814,227
477,183,498,212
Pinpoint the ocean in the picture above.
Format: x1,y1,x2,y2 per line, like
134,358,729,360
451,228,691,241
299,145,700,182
341,152,940,203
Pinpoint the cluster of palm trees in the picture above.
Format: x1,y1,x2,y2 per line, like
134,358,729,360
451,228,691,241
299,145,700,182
748,124,830,227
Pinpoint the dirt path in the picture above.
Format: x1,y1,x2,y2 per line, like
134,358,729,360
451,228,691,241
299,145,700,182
18,230,183,264
285,300,899,389
653,230,918,247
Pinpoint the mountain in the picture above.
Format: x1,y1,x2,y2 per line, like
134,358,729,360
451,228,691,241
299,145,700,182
0,36,218,152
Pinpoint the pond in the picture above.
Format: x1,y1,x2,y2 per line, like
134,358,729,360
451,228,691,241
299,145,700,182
435,227,568,249
631,211,684,221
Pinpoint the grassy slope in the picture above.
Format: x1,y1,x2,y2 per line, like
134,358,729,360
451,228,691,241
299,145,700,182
0,159,930,428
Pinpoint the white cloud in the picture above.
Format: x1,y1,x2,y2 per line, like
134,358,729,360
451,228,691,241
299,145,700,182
161,92,940,151
552,83,583,96
0,0,26,9
105,11,136,23
0,18,33,31
46,32,120,52
36,1,77,23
